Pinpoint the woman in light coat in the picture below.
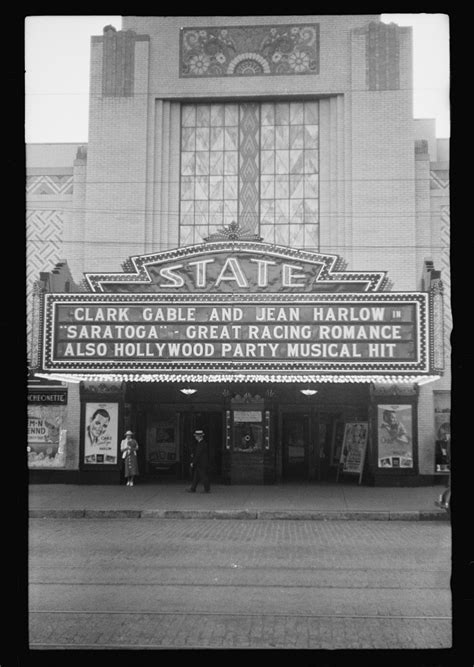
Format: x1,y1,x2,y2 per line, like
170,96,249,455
120,430,139,486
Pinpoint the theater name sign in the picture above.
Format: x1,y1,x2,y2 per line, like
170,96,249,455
39,242,444,382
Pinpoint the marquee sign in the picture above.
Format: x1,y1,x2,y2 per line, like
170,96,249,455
83,241,387,293
39,242,442,379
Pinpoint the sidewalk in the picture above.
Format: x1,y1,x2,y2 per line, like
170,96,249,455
29,482,449,521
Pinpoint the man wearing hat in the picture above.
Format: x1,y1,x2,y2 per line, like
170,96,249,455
120,430,139,487
187,428,210,493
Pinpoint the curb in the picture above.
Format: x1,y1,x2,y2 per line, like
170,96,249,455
29,509,449,521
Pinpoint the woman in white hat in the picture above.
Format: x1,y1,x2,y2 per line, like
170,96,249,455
120,430,139,486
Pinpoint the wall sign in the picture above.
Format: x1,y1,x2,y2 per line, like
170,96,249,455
28,389,67,404
84,242,387,294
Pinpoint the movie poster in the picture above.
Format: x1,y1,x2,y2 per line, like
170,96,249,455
377,404,413,468
339,422,368,475
83,402,118,464
27,403,67,468
147,420,178,470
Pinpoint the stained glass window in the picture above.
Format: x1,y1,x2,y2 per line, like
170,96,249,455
179,101,319,247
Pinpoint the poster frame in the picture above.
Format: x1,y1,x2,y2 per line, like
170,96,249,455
376,404,414,470
80,401,121,469
336,421,368,485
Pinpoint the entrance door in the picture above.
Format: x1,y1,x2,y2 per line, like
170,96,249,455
282,413,310,480
145,410,180,478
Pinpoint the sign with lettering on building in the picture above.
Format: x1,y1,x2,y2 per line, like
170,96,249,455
39,241,440,377
28,389,68,404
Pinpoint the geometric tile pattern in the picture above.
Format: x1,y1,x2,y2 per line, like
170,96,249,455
26,209,64,358
440,205,451,345
238,103,260,233
259,101,319,248
180,24,319,78
180,103,239,246
179,101,319,248
430,170,449,190
26,175,73,195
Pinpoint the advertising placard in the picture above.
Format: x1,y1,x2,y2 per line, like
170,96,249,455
147,420,178,470
377,405,413,468
338,422,368,482
83,402,119,464
27,403,66,468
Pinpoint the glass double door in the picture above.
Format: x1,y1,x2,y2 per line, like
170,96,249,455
281,411,340,481
142,408,223,481
282,413,310,480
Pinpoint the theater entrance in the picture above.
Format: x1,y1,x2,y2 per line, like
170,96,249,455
126,381,369,485
282,413,310,480
138,406,223,482
281,410,346,482
180,410,223,482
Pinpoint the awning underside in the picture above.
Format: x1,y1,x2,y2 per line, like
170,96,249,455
34,372,441,386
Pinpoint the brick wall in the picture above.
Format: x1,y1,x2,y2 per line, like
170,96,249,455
81,33,150,274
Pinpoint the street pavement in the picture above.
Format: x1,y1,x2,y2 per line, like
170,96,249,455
29,517,452,649
29,481,449,521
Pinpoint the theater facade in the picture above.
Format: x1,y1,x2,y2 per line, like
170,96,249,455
27,15,450,486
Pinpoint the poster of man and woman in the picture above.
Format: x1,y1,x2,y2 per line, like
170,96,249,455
84,402,118,464
377,404,413,468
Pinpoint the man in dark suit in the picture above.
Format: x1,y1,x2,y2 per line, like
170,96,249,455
187,429,211,493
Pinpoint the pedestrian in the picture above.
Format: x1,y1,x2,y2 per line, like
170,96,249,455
120,430,139,487
435,431,451,511
187,428,210,493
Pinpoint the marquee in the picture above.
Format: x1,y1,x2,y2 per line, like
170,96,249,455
37,241,444,384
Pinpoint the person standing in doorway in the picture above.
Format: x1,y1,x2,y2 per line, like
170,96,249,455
120,430,139,487
187,429,210,493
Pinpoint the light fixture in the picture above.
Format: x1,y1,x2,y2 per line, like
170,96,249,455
34,373,81,384
300,388,318,396
180,387,197,395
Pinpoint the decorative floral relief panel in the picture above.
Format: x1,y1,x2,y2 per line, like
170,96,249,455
180,24,319,77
